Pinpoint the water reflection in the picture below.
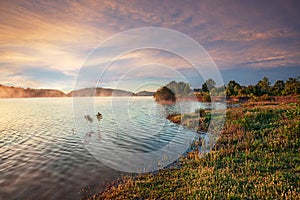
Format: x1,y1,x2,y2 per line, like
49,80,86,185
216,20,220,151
0,97,225,199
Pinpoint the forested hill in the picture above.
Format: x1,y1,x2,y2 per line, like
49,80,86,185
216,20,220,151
0,85,153,98
69,87,134,97
0,85,66,98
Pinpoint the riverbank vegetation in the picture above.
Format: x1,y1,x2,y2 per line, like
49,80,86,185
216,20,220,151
153,76,300,103
153,86,176,104
91,101,299,199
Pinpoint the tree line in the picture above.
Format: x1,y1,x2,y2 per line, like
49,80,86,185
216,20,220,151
154,76,300,103
221,76,299,97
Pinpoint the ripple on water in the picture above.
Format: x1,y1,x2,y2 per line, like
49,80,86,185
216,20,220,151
0,97,205,199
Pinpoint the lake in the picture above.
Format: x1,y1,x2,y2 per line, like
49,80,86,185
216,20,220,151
0,97,222,199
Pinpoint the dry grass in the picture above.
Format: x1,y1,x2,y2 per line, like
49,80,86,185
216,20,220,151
90,102,300,200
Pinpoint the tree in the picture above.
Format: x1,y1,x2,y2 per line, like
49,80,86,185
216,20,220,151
240,85,255,96
272,80,285,96
255,77,271,96
283,77,300,95
226,80,241,96
166,81,192,97
215,85,226,96
154,86,176,103
202,82,208,92
202,79,216,92
183,84,192,96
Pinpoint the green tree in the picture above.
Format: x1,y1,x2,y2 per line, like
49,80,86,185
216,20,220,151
166,81,192,97
154,86,176,102
202,82,208,92
240,85,254,96
283,77,300,95
272,80,285,96
255,77,271,96
226,80,241,96
202,79,216,92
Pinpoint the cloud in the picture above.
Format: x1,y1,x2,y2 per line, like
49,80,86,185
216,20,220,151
0,74,40,89
0,0,300,90
83,0,300,70
241,56,285,65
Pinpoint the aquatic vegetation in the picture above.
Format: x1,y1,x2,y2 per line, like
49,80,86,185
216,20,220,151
92,102,300,199
168,108,213,133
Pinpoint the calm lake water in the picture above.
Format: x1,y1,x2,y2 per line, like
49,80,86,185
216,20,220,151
0,97,222,199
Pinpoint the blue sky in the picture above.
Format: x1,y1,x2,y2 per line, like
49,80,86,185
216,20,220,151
0,0,299,92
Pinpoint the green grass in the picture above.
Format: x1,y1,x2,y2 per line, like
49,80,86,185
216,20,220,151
91,102,300,200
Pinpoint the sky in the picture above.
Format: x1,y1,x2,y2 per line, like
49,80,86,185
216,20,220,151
0,0,300,92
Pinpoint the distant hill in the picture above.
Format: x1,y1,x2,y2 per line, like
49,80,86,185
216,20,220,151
135,91,155,96
0,84,155,98
0,85,66,98
69,87,135,97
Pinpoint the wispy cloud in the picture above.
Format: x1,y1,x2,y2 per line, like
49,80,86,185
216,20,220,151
0,0,299,90
241,56,285,65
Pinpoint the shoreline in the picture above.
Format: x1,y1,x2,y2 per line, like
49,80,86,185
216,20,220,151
90,100,299,199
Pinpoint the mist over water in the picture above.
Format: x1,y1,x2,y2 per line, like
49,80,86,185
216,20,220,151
0,97,222,199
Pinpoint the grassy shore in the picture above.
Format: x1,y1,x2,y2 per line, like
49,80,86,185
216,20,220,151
91,101,300,200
